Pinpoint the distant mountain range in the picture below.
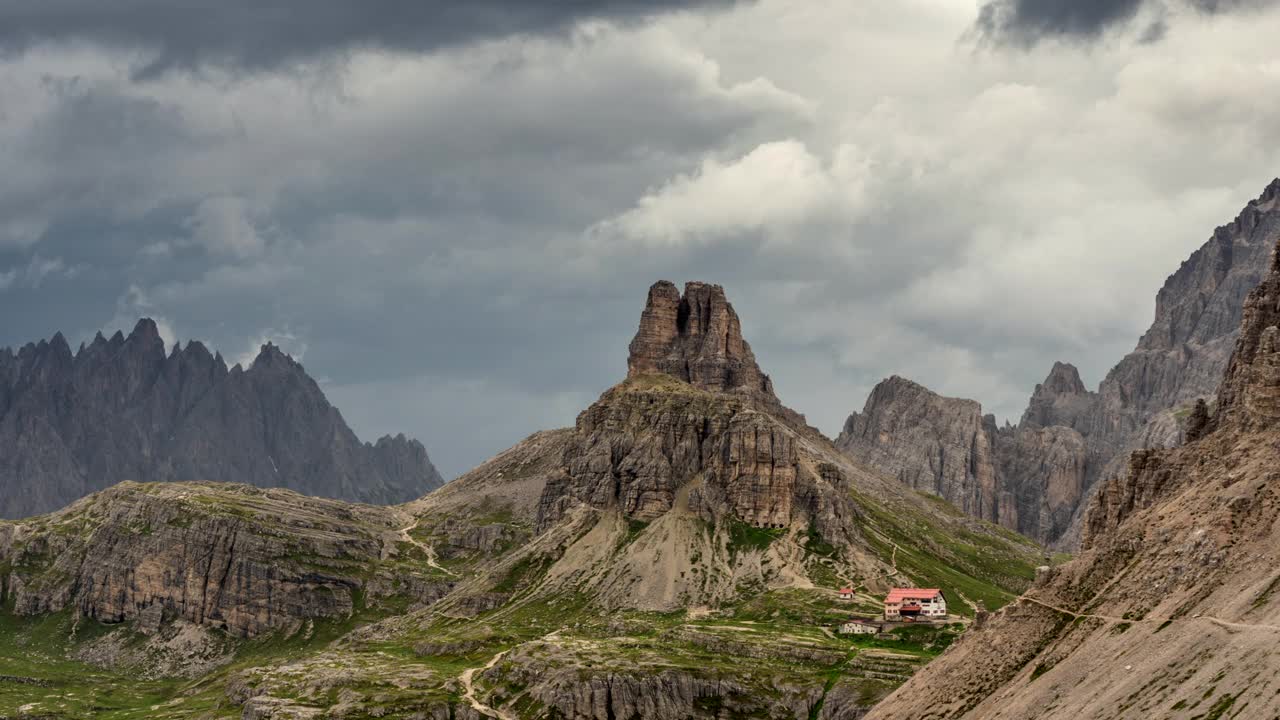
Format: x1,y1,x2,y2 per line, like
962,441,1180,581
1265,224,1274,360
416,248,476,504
0,319,443,518
839,178,1280,547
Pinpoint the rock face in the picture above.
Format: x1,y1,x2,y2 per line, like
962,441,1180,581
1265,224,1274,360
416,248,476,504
866,232,1280,720
837,377,1001,522
628,280,774,397
841,179,1280,546
0,319,444,519
539,378,810,533
627,281,811,432
839,375,1089,543
0,482,448,638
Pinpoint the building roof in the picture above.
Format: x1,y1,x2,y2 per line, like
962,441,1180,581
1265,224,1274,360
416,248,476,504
839,587,854,594
885,588,943,603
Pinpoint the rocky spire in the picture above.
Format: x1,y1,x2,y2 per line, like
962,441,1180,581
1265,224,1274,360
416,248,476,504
626,280,775,398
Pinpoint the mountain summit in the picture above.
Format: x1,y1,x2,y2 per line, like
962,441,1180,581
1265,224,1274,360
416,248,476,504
628,280,774,397
0,320,443,518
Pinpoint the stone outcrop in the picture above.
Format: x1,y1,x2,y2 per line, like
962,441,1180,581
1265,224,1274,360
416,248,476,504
866,230,1280,720
841,179,1280,546
0,319,444,519
0,482,449,637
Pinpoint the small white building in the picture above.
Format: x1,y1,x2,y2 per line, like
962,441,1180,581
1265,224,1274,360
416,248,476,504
838,587,855,601
883,588,948,620
838,619,880,635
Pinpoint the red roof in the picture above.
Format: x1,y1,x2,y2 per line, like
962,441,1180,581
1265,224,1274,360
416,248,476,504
839,588,854,594
885,588,942,603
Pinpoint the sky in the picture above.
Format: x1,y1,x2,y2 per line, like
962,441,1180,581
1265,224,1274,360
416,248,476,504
2,0,1279,478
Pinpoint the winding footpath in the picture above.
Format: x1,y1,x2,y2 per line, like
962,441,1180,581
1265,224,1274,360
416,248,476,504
395,517,458,577
1019,595,1280,633
460,630,563,720
460,648,519,720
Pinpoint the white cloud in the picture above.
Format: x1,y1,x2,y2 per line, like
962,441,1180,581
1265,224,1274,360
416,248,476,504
238,328,309,368
590,140,871,248
0,254,80,292
187,196,266,258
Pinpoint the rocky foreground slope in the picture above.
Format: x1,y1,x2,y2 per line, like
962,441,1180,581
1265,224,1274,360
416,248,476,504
0,281,1041,720
866,236,1280,720
0,319,443,518
840,179,1280,546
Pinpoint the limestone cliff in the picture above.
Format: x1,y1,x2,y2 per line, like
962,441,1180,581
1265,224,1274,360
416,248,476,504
866,231,1280,720
0,320,444,519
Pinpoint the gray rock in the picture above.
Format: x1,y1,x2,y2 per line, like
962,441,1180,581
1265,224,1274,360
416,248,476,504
0,320,444,519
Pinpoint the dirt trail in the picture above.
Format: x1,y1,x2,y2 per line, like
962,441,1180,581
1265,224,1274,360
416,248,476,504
395,518,457,577
460,630,563,720
460,648,518,720
1020,595,1280,633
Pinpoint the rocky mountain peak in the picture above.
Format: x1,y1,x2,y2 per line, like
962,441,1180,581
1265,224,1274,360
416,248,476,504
627,280,774,398
251,341,294,368
837,376,1003,523
48,331,72,356
1039,362,1087,396
128,317,163,347
1253,176,1280,210
1019,362,1097,433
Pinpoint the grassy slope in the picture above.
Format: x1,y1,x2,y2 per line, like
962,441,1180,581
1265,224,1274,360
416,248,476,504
850,489,1043,615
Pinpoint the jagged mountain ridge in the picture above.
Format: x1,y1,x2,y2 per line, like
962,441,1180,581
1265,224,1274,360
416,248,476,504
0,319,443,518
865,234,1280,720
839,179,1280,546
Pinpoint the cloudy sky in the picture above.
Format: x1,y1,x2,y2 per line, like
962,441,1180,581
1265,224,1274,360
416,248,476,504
2,0,1279,478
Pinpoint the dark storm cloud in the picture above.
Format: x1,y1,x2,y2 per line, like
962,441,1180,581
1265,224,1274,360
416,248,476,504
0,0,739,76
976,0,1146,44
975,0,1278,45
